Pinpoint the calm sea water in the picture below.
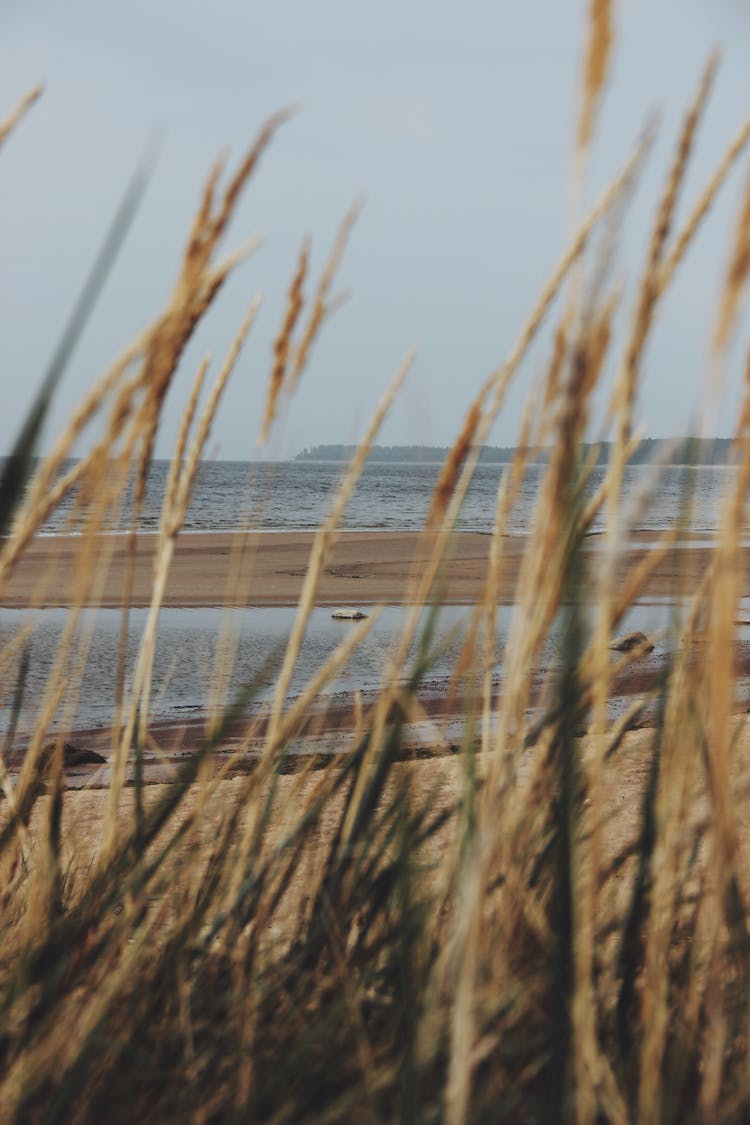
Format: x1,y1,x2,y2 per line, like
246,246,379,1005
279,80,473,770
37,459,739,536
0,602,698,737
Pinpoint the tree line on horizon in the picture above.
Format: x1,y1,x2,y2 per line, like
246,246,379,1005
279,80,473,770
294,437,737,466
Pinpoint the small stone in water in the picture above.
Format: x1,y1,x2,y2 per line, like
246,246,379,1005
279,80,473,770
610,631,654,654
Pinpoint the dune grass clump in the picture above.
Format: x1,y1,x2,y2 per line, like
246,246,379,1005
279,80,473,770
4,8,750,1121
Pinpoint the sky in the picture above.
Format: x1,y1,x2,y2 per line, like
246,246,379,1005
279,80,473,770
0,0,749,460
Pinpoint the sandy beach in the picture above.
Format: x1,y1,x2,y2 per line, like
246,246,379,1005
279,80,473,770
6,526,750,785
1,528,734,608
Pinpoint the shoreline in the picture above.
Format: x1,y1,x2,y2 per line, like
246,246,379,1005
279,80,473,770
15,637,750,789
5,527,750,786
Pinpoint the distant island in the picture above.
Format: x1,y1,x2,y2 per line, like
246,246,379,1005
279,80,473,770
294,438,737,466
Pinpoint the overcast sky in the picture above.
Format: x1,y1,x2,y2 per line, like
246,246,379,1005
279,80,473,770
0,1,749,459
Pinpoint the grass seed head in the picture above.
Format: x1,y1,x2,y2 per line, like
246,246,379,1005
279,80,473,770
577,0,614,157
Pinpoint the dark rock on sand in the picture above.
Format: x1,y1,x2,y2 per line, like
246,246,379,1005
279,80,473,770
63,742,106,767
39,742,107,768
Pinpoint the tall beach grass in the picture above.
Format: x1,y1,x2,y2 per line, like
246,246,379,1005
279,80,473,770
3,7,750,1120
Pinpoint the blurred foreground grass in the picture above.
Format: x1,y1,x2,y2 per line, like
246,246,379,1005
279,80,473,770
4,6,750,1120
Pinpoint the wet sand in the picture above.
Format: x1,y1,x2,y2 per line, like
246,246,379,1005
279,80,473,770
0,528,735,608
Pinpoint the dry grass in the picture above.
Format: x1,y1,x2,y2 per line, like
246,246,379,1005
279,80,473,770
714,166,750,355
577,0,614,160
3,7,750,1120
0,85,42,148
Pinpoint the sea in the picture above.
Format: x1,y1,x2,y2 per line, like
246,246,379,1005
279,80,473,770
37,459,738,536
2,459,747,736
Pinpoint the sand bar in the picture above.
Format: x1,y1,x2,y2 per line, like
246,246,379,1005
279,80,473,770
0,529,736,608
